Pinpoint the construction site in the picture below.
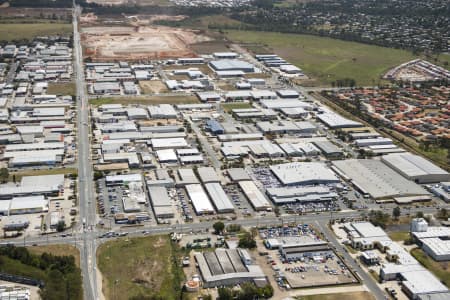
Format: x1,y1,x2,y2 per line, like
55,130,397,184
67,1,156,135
81,25,211,61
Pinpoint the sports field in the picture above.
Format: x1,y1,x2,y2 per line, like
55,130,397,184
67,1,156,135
0,22,72,41
225,30,419,86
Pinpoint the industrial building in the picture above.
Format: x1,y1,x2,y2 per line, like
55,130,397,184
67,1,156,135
270,162,340,186
147,186,174,219
227,168,251,182
209,60,255,73
313,141,344,159
332,159,428,200
237,181,271,211
344,222,449,298
266,186,338,204
381,153,450,183
197,167,220,183
204,183,234,213
194,248,266,288
264,236,329,259
185,184,215,215
410,218,450,261
0,174,64,199
316,108,363,128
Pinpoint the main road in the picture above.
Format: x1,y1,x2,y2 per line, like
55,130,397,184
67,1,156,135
73,4,98,300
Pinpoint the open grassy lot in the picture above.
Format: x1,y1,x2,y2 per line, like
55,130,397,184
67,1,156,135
9,167,77,182
29,244,80,267
0,22,72,41
300,291,375,300
97,235,184,300
225,30,418,86
90,95,199,106
221,102,253,112
47,82,76,96
387,231,410,242
411,248,450,287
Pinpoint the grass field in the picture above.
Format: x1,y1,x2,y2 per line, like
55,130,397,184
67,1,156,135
0,22,72,41
225,30,419,86
97,235,184,300
90,95,199,106
411,248,450,287
47,82,76,96
29,244,80,267
221,102,253,112
300,291,375,300
9,168,77,182
388,231,410,242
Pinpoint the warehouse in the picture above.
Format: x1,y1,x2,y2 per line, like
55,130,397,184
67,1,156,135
197,167,220,183
260,99,313,110
185,184,215,215
270,162,340,186
194,248,266,288
147,186,174,218
92,82,121,95
421,238,450,261
280,107,309,119
276,89,299,99
332,159,428,199
381,153,450,183
313,141,344,159
227,168,251,182
410,220,450,261
218,133,264,142
205,120,224,135
209,60,255,73
256,120,302,134
213,52,238,59
0,174,63,199
265,236,329,259
355,138,394,147
147,104,177,119
179,155,203,164
196,92,221,103
177,169,199,185
316,108,363,128
9,195,48,215
279,64,302,74
151,137,188,149
238,181,271,211
156,149,178,163
105,174,141,186
266,186,338,204
204,183,234,213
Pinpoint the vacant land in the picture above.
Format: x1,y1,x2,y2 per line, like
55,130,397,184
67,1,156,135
300,291,375,300
90,95,199,106
81,25,210,61
387,231,410,242
221,102,253,112
97,235,184,300
226,30,417,86
29,244,80,267
0,22,72,41
47,82,76,96
139,80,169,94
411,248,450,287
9,167,77,182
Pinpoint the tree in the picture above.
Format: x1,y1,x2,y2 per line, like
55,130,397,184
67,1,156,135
392,206,401,220
212,221,225,234
416,211,425,219
238,232,256,249
93,171,103,180
218,287,233,300
0,168,8,183
56,221,65,232
437,208,448,220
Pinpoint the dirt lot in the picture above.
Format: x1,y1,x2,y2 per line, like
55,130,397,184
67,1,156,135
139,80,169,94
81,25,211,61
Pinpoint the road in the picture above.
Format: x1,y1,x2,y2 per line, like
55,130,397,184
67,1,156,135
73,4,98,300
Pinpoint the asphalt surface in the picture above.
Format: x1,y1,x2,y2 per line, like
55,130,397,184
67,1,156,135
73,5,98,300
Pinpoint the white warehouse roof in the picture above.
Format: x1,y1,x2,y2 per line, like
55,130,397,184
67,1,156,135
270,162,340,185
204,183,234,213
381,153,450,183
185,184,215,215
